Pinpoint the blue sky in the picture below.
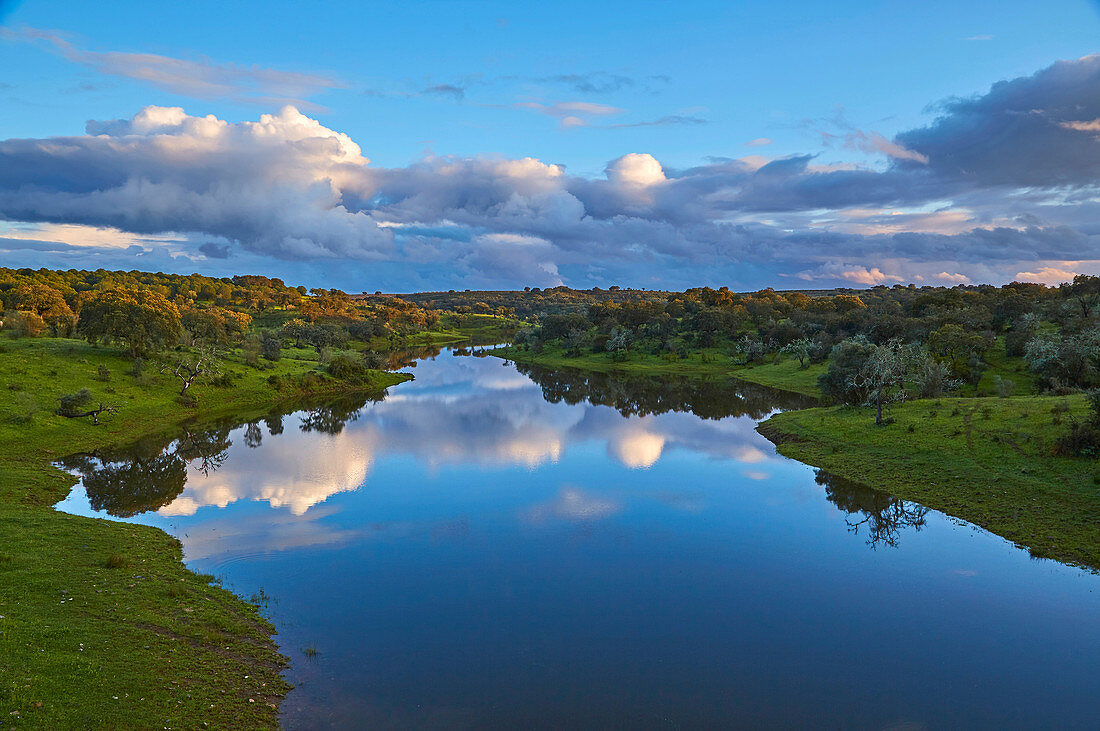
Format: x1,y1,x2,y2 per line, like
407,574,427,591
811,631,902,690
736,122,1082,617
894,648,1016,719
2,0,1100,291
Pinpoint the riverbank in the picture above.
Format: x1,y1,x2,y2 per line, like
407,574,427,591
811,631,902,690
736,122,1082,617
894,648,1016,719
759,395,1100,569
0,337,410,728
496,345,825,397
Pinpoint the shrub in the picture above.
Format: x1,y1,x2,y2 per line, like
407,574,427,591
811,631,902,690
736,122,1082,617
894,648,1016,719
261,331,282,361
95,364,112,382
993,375,1015,398
57,388,93,416
327,354,369,380
4,310,47,338
1053,419,1100,458
127,357,145,378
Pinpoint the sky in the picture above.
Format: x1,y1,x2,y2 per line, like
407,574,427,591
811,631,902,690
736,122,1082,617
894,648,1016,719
2,0,1100,292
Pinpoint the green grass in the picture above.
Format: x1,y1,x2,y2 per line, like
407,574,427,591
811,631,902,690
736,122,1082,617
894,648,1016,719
496,345,824,397
759,395,1100,569
0,336,411,728
970,337,1037,396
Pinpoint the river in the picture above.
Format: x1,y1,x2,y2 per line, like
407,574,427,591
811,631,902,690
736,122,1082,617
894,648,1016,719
56,347,1100,729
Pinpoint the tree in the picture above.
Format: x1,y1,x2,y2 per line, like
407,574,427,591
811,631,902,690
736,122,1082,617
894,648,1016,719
11,284,76,336
1066,274,1100,319
56,388,118,425
818,337,877,404
850,340,912,425
280,318,310,348
781,337,814,368
261,331,282,361
78,288,183,358
912,350,959,398
163,347,220,397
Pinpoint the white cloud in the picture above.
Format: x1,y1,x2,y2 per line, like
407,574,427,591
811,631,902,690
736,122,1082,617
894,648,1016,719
605,153,666,187
1014,265,1079,285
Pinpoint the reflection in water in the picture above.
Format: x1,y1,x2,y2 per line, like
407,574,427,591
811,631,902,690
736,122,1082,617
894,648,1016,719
61,355,808,522
66,450,187,518
514,360,817,420
59,394,382,519
54,348,1100,729
816,470,929,548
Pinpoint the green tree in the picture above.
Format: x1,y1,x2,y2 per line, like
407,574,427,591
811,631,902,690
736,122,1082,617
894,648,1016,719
78,288,183,358
11,284,76,336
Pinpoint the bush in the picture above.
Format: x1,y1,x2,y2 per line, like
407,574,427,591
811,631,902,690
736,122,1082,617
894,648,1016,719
327,354,369,380
1054,419,1100,458
993,375,1015,398
127,357,145,378
95,364,112,382
261,331,282,361
4,310,47,338
57,388,93,416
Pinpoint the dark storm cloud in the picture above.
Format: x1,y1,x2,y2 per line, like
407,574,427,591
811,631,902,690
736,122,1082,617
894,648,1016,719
898,54,1100,187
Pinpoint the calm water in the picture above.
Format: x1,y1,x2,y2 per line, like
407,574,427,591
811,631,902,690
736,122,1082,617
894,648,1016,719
57,349,1100,729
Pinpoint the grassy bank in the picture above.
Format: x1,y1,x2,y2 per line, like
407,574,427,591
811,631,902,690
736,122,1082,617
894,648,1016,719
759,395,1100,569
0,337,410,728
496,345,824,397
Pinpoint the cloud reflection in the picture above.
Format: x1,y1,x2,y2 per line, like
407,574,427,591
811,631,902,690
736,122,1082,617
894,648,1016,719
136,352,797,519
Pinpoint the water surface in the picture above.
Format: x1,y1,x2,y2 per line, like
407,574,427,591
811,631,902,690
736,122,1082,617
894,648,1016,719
57,349,1100,729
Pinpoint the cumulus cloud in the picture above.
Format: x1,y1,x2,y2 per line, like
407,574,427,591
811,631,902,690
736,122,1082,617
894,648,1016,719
1014,265,1079,285
5,54,1100,288
0,105,393,261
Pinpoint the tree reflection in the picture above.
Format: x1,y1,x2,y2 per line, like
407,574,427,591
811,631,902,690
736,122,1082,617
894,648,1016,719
176,427,233,476
81,452,188,518
298,394,380,434
512,361,817,420
60,392,377,517
816,470,929,548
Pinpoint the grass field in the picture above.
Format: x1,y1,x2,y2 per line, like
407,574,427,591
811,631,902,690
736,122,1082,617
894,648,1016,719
0,337,410,728
759,395,1100,569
